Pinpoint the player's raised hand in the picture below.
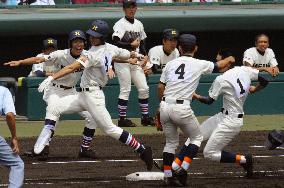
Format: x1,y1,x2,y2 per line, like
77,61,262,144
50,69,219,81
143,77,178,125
38,76,54,93
4,61,21,67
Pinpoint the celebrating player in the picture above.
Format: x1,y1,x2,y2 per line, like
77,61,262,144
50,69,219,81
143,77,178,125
5,30,98,159
148,28,180,74
193,64,274,178
243,33,279,76
157,34,235,186
112,0,155,127
37,19,154,171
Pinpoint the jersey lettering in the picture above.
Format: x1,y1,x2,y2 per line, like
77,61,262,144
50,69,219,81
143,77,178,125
237,78,246,95
175,64,185,79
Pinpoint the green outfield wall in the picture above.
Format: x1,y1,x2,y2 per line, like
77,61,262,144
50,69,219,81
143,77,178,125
15,72,284,120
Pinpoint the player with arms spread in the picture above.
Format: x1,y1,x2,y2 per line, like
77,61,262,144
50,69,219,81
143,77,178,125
157,34,235,186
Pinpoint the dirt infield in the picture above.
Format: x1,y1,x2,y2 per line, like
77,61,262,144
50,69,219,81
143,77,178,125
1,131,284,188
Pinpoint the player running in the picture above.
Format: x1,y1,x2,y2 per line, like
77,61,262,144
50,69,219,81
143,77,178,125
193,64,274,178
5,30,98,159
36,19,154,171
157,34,235,186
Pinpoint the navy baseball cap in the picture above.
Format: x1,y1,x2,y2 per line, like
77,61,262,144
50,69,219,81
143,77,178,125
123,0,137,8
86,20,110,38
43,38,57,49
163,29,179,40
178,34,197,46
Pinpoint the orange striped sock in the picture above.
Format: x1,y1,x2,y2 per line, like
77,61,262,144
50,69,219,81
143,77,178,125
163,165,172,177
172,157,182,171
181,156,192,170
236,154,241,163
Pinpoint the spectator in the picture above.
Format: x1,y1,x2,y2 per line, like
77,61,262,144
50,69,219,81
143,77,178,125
0,86,24,187
148,28,179,74
29,38,57,77
243,34,279,76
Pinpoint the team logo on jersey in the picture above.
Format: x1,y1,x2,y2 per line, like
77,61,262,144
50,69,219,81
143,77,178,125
48,39,54,44
75,32,81,36
172,30,177,35
92,25,98,31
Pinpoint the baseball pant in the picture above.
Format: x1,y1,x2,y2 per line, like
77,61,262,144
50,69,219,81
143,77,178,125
0,136,24,188
197,112,243,162
114,63,149,100
49,87,124,140
160,100,203,154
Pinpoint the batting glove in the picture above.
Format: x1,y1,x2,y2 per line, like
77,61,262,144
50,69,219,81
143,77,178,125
38,76,54,93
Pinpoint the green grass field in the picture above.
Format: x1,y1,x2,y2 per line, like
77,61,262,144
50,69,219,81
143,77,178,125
0,115,284,138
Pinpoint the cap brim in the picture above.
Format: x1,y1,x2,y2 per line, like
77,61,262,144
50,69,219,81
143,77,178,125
123,2,137,8
86,29,103,38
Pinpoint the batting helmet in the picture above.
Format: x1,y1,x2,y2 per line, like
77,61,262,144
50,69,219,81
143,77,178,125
86,20,109,39
266,129,284,150
68,30,87,43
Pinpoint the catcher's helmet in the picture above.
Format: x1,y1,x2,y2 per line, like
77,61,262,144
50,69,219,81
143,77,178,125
68,30,87,42
86,20,109,39
266,129,284,150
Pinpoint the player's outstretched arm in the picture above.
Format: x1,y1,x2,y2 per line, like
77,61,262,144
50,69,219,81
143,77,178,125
4,57,45,66
193,93,215,105
214,56,235,72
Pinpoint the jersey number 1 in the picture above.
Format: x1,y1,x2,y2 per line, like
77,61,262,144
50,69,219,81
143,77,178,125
175,64,185,79
237,78,245,94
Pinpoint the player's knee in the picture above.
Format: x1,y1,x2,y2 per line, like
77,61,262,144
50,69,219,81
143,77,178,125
119,90,131,100
138,87,149,99
164,142,179,154
17,159,25,171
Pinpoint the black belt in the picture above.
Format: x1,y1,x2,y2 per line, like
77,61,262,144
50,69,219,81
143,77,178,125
78,86,102,92
52,83,73,90
162,97,184,104
221,108,243,118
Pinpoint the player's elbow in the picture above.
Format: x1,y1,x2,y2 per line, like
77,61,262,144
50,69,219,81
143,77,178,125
6,112,15,123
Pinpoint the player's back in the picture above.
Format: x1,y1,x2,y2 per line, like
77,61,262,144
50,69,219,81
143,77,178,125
217,66,259,114
162,56,214,100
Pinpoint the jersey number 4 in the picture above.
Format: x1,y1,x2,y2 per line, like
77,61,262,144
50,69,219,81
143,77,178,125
175,64,185,79
237,78,246,94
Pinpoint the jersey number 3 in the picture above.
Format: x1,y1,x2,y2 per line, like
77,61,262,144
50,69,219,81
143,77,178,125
175,64,185,79
237,78,246,94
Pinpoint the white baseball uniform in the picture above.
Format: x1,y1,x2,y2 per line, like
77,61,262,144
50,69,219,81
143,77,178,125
28,53,56,77
243,47,278,68
112,17,149,100
148,45,179,70
160,56,215,154
194,66,259,162
34,49,97,154
47,43,132,140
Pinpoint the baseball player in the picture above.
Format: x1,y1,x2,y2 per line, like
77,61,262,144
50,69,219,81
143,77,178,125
29,38,57,77
193,65,274,178
37,20,154,171
5,30,98,159
157,34,235,186
148,28,180,74
112,0,155,127
243,33,279,76
0,86,24,188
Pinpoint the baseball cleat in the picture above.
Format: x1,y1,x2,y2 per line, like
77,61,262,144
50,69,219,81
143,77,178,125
240,154,254,178
174,168,188,186
140,146,153,171
24,145,49,161
78,148,96,159
141,116,155,126
164,176,184,187
118,119,137,127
